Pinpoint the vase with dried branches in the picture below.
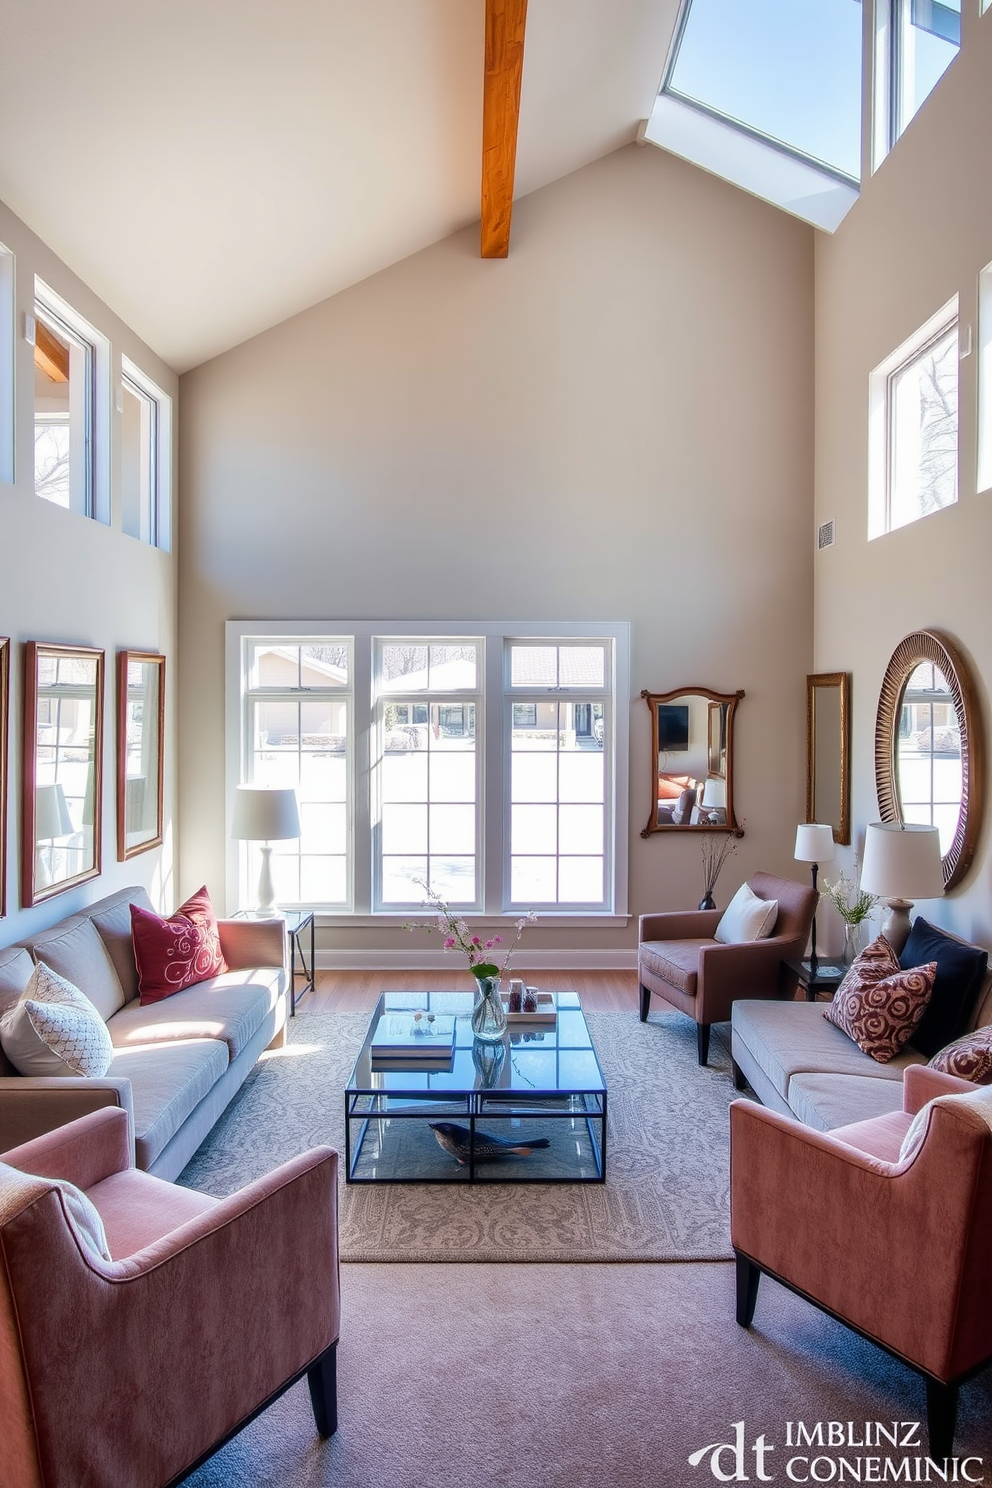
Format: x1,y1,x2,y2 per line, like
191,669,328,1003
699,833,739,910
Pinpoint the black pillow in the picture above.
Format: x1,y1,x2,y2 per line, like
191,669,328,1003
901,917,988,1057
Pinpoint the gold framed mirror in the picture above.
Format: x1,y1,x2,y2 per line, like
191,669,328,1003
640,687,744,836
805,672,851,845
22,641,104,907
0,638,8,917
117,650,165,860
874,631,982,891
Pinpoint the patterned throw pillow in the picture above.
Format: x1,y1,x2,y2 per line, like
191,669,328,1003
825,936,936,1063
928,1025,992,1084
130,885,228,1005
0,961,113,1077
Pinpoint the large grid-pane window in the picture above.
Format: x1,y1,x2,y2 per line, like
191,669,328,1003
242,640,351,908
375,641,480,908
507,642,608,909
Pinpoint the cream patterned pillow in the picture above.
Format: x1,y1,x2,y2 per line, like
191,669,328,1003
0,961,113,1077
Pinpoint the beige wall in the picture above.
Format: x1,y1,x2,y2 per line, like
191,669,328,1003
179,142,815,960
814,9,992,950
0,201,179,944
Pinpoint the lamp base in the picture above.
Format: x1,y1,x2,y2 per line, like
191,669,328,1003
256,844,277,918
879,898,913,957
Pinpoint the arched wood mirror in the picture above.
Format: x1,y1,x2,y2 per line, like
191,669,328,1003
640,687,744,836
875,631,982,891
806,672,851,845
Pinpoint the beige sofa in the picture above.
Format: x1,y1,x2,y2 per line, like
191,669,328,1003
0,887,288,1178
731,960,992,1131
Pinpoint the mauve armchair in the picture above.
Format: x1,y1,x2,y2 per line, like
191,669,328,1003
731,1065,992,1459
0,1108,340,1488
638,871,817,1065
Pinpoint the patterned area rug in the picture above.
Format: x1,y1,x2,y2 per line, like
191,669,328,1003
179,1009,736,1263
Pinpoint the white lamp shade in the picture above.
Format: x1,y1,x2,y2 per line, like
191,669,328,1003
794,823,836,864
231,786,300,842
36,783,73,839
859,822,944,900
701,777,727,809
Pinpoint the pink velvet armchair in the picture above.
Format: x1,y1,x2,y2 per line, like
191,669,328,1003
0,1108,340,1488
638,872,817,1065
731,1065,992,1460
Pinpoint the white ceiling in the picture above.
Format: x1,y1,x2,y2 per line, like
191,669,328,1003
0,0,680,373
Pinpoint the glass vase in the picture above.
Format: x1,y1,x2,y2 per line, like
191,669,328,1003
843,921,866,964
470,975,507,1043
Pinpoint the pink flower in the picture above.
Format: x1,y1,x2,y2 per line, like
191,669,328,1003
472,936,481,946
444,937,456,949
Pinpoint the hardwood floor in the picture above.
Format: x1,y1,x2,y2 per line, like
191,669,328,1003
299,969,640,1016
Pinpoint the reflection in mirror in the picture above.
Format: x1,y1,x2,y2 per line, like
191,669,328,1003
117,651,165,860
0,638,8,916
23,642,104,906
875,631,982,891
805,672,850,845
640,688,744,836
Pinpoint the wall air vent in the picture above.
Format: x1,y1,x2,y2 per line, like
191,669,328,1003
817,519,835,551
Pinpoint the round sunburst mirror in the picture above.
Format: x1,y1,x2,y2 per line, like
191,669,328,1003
874,631,983,892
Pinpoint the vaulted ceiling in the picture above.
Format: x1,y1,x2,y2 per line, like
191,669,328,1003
0,0,680,372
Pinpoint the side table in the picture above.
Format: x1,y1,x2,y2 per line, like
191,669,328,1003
233,909,315,1015
783,957,846,1003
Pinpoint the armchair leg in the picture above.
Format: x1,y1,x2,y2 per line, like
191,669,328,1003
735,1253,760,1328
307,1342,338,1438
924,1378,958,1462
639,984,651,1022
696,1022,711,1065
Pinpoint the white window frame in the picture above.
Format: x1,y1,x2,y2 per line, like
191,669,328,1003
978,259,992,494
873,0,961,170
226,620,630,924
120,355,173,551
868,297,959,539
0,242,12,486
33,278,110,524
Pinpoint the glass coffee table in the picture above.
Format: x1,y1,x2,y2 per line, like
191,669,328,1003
344,991,607,1184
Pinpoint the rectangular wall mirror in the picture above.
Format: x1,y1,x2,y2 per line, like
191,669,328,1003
0,638,8,917
805,671,851,846
117,650,165,860
23,641,104,906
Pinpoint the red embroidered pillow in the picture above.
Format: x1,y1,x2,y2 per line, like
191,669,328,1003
928,1026,992,1084
825,937,936,1063
130,886,228,1005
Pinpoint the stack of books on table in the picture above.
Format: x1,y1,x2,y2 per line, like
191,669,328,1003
370,1013,457,1070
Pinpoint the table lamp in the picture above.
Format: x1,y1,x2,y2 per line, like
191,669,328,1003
859,822,944,956
794,823,836,972
231,786,300,917
700,777,726,822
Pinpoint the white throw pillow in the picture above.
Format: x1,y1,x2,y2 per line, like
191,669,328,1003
899,1084,992,1164
57,1180,112,1260
714,883,779,945
0,961,113,1078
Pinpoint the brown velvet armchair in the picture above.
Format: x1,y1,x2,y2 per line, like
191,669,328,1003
638,871,817,1065
0,1108,340,1488
731,1065,992,1459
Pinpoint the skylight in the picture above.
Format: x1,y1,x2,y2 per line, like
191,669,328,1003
665,0,863,183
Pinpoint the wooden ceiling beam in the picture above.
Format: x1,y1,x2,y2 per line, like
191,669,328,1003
34,320,69,382
481,0,528,259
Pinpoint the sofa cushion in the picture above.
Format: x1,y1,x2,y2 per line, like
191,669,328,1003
108,1039,229,1169
928,1025,992,1084
732,999,922,1104
108,968,282,1061
0,963,114,1078
715,883,778,945
20,918,126,1021
825,959,936,1063
786,1072,910,1132
639,939,709,996
131,886,228,1004
900,917,989,1058
90,889,154,1004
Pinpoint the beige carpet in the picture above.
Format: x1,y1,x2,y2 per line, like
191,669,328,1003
179,1009,737,1262
182,1262,992,1488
